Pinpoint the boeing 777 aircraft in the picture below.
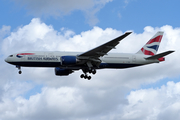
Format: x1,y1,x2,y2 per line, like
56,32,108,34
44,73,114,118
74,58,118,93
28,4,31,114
5,31,174,80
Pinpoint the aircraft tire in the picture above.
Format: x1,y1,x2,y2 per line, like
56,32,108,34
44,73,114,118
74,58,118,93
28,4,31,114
88,76,91,80
84,75,87,79
80,74,84,78
92,69,96,74
19,71,22,74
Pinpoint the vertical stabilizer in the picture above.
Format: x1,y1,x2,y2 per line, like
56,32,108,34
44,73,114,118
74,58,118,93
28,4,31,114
137,31,164,55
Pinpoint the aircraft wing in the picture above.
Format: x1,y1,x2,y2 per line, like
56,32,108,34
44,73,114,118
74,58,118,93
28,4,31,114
78,32,132,58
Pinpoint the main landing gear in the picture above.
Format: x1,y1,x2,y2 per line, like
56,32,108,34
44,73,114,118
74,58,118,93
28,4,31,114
80,68,96,80
16,65,22,74
80,74,91,80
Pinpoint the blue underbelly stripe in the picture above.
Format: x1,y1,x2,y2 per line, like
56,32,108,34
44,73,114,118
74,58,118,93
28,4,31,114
8,62,143,69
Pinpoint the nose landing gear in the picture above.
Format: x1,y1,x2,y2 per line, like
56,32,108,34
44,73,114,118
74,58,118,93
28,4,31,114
16,65,22,74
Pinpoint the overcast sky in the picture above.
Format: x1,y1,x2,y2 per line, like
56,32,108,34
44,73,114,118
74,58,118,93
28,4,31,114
1,0,180,120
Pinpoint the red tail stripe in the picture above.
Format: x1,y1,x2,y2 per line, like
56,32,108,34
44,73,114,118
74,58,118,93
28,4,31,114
147,35,162,44
141,48,155,55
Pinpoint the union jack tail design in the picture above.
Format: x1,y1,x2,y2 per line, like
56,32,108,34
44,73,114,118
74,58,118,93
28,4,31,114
137,31,164,55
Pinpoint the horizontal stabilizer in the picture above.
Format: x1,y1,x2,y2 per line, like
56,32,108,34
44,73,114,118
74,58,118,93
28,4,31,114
145,50,175,60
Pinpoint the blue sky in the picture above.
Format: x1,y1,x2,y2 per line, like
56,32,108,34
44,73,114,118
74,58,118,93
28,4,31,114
1,0,180,120
1,0,180,34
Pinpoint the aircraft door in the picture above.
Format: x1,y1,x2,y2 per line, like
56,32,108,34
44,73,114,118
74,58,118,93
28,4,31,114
132,55,136,63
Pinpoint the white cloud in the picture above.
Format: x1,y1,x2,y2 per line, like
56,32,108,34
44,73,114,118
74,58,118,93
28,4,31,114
0,86,127,120
12,0,113,26
0,25,11,51
120,81,180,120
0,25,11,39
123,0,132,8
117,12,122,19
1,18,180,119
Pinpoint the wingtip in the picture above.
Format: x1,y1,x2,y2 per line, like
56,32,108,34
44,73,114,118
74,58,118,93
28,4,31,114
170,50,175,53
125,31,133,34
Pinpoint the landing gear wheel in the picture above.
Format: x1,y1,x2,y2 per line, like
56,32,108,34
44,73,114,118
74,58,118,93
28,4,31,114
81,68,93,80
92,69,96,74
80,74,84,78
88,76,91,80
19,71,22,74
80,74,91,80
84,75,88,79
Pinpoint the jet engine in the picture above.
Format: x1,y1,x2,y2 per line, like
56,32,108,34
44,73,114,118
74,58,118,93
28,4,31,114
61,56,78,65
55,67,73,76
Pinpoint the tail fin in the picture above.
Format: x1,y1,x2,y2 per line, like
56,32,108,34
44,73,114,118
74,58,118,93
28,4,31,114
137,31,164,55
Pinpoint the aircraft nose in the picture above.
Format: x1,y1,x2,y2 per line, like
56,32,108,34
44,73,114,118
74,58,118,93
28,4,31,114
5,57,9,63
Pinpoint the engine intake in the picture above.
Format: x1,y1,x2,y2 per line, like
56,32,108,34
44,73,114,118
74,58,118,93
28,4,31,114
61,56,77,65
55,67,73,76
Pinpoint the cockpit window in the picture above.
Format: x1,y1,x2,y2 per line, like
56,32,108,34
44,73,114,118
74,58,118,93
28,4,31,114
9,55,13,57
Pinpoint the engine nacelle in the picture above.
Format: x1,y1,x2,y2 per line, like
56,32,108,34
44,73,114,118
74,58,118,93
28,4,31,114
61,56,77,65
55,67,73,76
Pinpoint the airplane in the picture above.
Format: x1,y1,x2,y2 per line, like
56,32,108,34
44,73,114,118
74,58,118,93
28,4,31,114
5,31,174,80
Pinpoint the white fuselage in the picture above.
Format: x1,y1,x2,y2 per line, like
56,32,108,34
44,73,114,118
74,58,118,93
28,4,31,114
5,51,160,69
